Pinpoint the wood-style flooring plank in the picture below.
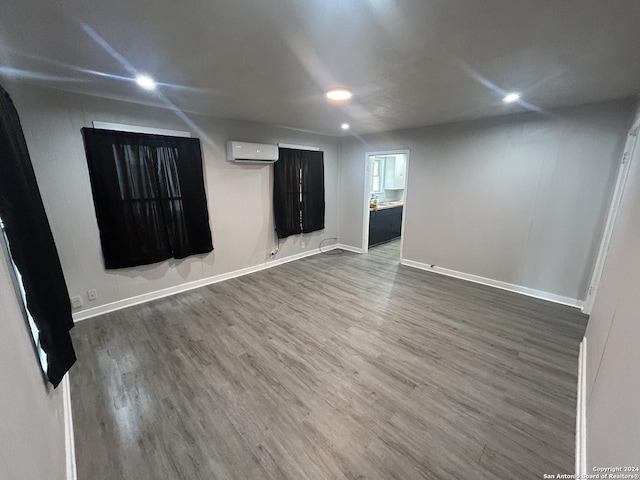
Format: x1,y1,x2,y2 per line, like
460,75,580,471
70,240,587,479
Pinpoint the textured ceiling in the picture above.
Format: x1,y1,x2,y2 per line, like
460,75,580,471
1,0,639,135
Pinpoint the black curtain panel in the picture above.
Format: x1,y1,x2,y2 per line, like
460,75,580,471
82,128,213,269
273,147,325,239
273,148,303,238
0,84,76,388
301,150,325,234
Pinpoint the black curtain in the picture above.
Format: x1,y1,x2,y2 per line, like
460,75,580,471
301,150,325,233
0,84,76,388
273,148,324,239
82,128,213,269
273,148,303,238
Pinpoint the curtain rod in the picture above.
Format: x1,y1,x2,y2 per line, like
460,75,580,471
277,143,320,151
92,121,191,138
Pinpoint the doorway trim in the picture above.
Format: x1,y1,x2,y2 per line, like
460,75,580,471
362,149,411,258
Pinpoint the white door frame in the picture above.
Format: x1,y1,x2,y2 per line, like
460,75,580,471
361,149,411,258
583,125,639,314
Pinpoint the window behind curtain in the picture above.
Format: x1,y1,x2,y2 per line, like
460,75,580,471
82,128,213,269
0,216,48,374
273,148,325,239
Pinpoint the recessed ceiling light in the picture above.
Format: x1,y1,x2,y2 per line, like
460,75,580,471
503,92,520,104
341,123,350,130
326,88,353,102
136,74,156,91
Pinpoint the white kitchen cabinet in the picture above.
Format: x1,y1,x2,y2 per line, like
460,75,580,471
383,154,406,190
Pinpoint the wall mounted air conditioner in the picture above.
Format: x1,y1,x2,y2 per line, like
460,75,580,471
226,141,279,164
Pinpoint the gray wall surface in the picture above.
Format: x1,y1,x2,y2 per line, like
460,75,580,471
584,106,640,467
339,101,634,302
0,241,66,480
7,84,340,315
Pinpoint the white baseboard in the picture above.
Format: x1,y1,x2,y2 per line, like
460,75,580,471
73,245,339,322
576,337,587,477
336,244,363,254
400,259,583,309
62,375,77,480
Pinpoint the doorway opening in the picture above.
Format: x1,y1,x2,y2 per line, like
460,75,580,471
362,150,410,258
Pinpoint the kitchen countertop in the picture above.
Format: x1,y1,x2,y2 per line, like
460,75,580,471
370,201,404,211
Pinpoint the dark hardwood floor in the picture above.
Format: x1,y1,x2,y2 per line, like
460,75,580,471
70,241,587,479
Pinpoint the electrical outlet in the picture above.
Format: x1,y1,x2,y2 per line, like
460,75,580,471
71,296,83,309
87,289,98,301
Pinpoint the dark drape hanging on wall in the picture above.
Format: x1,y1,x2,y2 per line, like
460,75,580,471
273,147,325,239
301,150,325,233
0,84,76,388
273,148,303,238
82,128,213,269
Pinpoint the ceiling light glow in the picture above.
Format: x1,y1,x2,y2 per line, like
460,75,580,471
326,88,353,102
136,74,156,91
503,92,520,104
341,123,350,130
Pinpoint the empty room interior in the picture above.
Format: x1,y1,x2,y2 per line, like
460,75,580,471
2,1,640,479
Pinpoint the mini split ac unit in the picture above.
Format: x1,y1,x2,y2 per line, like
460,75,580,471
226,141,279,164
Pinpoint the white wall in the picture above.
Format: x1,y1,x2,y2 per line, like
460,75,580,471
0,241,66,480
339,101,634,303
6,84,340,316
583,105,640,468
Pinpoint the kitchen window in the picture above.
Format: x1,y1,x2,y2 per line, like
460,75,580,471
371,157,384,193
